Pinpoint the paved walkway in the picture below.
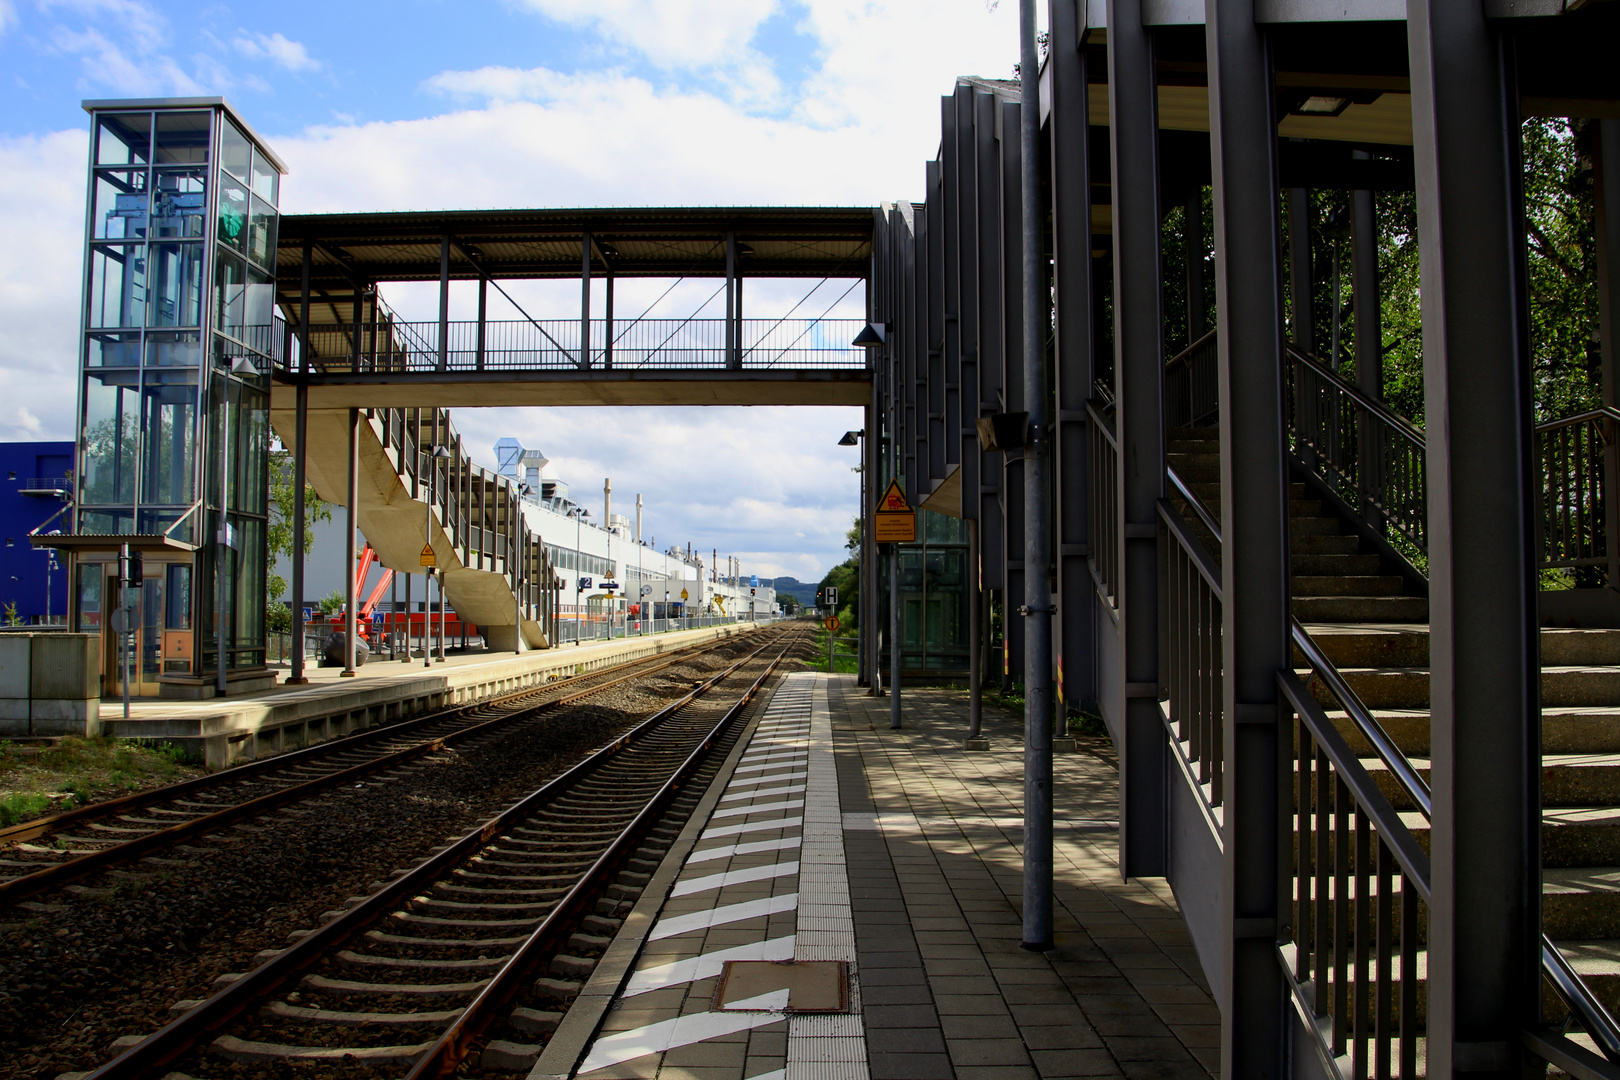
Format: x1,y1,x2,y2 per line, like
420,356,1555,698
833,679,1216,1080
548,674,1217,1080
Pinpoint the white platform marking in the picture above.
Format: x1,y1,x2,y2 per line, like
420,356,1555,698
709,798,806,820
671,860,800,897
687,836,803,865
701,816,804,840
647,893,800,941
577,990,789,1073
721,783,808,803
622,935,796,998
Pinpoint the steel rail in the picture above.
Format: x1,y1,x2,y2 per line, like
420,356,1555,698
406,632,800,1077
0,629,768,904
77,627,804,1080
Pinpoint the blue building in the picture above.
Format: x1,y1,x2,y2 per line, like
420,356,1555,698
0,442,74,623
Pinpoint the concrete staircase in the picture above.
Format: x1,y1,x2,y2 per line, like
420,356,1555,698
1168,425,1620,1023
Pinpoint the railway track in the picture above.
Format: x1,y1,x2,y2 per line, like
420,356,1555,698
0,627,773,907
73,626,806,1080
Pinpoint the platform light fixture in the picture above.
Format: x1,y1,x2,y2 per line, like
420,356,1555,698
852,322,886,347
838,430,864,447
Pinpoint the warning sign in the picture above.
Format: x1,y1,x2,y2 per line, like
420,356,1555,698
874,478,916,544
681,588,689,600
419,544,436,567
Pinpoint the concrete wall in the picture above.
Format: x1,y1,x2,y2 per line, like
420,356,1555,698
0,633,100,736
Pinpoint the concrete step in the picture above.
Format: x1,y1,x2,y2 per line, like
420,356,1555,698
1349,755,1620,811
1291,534,1363,556
1292,596,1431,623
1546,869,1620,940
1550,939,1620,1016
1165,454,1220,482
1291,516,1346,537
1292,553,1384,576
1321,706,1620,759
1293,575,1407,598
1314,665,1620,711
1298,626,1620,670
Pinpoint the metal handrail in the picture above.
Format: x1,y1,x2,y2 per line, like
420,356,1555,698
1286,343,1427,448
1165,328,1218,373
1166,461,1620,1065
1166,464,1220,539
1535,405,1620,434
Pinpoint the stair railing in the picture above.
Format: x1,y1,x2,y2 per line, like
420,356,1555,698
1164,329,1219,429
1285,345,1428,558
1087,399,1121,610
1535,406,1620,577
1161,463,1620,1079
1161,465,1225,806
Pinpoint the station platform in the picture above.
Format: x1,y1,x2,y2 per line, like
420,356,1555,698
97,623,757,768
532,672,1217,1080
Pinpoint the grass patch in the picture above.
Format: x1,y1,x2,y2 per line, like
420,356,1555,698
811,629,861,675
0,737,203,827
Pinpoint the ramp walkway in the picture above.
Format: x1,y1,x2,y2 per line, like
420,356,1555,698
268,404,549,652
534,673,1215,1080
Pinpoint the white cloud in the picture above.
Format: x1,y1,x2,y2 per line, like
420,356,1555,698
232,30,319,72
518,0,780,71
0,129,88,442
0,0,17,36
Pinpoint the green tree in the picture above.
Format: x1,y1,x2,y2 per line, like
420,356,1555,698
266,450,332,632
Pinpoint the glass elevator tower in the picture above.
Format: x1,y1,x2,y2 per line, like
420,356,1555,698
51,99,284,698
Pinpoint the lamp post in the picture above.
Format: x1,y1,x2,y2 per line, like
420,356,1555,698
515,483,531,654
571,506,588,644
854,319,900,730
425,444,451,668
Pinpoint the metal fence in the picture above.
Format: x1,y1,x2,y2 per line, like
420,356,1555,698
1286,346,1429,558
280,318,867,375
1160,466,1225,806
1087,400,1121,610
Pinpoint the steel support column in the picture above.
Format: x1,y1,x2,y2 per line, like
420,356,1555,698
726,232,739,371
343,407,360,677
1186,187,1207,342
1001,96,1026,698
1352,176,1385,532
289,383,310,684
1594,120,1620,589
1287,189,1312,350
1106,0,1167,878
926,162,948,484
1207,1,1288,1072
1408,4,1540,1075
580,232,592,370
1050,0,1096,718
437,236,450,372
475,276,487,372
943,93,965,481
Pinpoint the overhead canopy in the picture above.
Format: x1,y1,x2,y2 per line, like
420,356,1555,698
276,206,874,321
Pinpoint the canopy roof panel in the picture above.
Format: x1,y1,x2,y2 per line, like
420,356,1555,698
275,207,874,305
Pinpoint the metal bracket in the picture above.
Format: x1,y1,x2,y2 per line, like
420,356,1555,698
1017,605,1055,616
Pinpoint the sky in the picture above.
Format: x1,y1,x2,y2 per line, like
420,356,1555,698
0,0,1036,583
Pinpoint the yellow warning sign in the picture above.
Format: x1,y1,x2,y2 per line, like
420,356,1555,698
680,588,689,600
419,544,436,567
874,478,916,544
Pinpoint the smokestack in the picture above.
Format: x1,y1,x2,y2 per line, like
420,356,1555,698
604,478,612,529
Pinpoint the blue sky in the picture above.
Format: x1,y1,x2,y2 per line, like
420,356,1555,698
0,0,1030,581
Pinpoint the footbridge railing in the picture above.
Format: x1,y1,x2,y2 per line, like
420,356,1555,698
277,317,867,375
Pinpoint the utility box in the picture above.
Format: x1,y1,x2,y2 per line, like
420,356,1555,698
0,633,102,736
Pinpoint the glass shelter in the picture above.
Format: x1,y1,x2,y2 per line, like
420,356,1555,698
41,99,284,699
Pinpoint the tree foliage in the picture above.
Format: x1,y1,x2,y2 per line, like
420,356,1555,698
265,450,332,632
